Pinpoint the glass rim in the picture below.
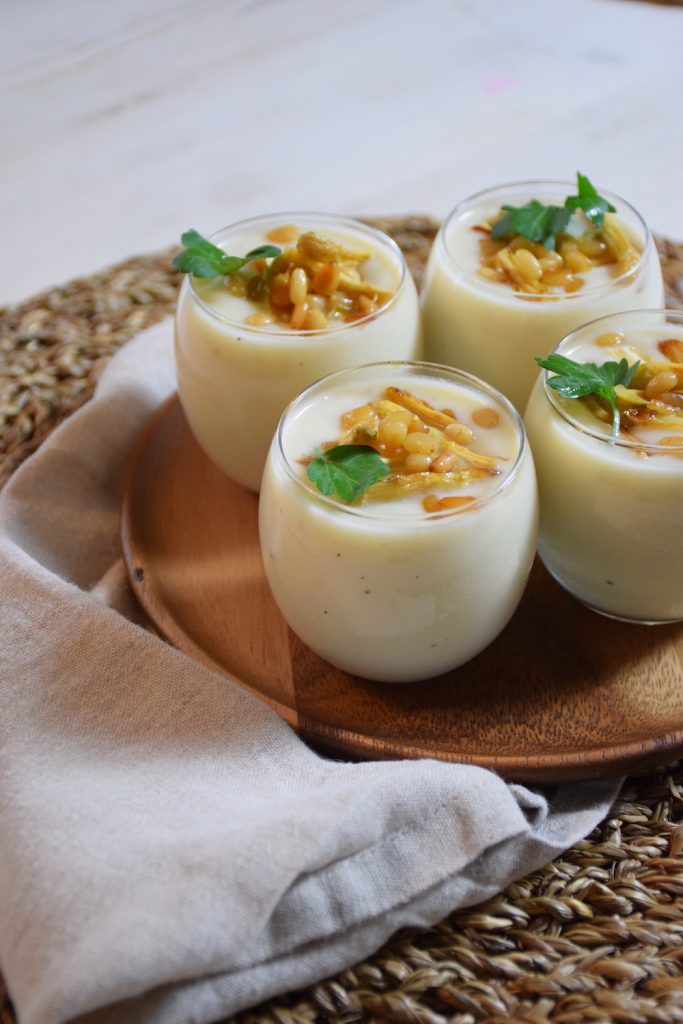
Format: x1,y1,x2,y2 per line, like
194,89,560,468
187,211,408,335
439,178,654,300
273,360,529,523
542,307,683,453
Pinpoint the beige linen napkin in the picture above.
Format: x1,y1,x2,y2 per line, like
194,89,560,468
0,323,620,1024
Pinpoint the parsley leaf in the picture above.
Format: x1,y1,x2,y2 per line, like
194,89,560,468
173,229,280,277
307,445,391,503
245,244,282,260
492,201,571,250
536,353,639,439
565,172,616,228
491,173,616,250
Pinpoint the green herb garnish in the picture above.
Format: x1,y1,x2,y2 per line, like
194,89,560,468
492,200,571,251
173,230,281,277
564,172,615,228
491,173,616,250
307,445,391,503
536,353,639,440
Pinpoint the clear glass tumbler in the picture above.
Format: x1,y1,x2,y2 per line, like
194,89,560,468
175,213,423,492
421,180,664,412
524,309,683,623
259,361,538,682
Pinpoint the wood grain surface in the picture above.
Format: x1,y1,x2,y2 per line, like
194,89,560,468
4,1,683,305
121,395,683,785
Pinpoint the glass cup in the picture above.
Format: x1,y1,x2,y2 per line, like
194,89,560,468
524,309,683,624
421,180,664,412
175,212,423,492
259,361,538,682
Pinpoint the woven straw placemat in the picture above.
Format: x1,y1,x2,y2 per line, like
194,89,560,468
1,222,682,1023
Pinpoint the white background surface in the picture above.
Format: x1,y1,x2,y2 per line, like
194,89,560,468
2,0,682,305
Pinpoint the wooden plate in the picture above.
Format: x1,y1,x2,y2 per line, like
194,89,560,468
121,395,683,784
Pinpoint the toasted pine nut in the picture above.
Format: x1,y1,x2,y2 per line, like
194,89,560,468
539,251,564,273
266,224,299,244
564,250,593,273
378,415,409,449
407,418,430,434
578,237,607,258
438,496,475,510
513,248,543,282
289,267,308,305
595,331,625,347
658,338,683,363
405,453,433,472
313,263,340,296
564,276,584,293
445,422,474,445
381,409,412,428
541,270,572,287
290,301,309,330
403,433,439,455
245,313,275,327
472,406,500,429
645,371,679,399
422,495,441,513
431,452,457,473
269,273,291,307
304,307,329,331
342,404,376,429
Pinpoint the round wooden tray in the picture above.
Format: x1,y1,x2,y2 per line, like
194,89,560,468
120,395,683,784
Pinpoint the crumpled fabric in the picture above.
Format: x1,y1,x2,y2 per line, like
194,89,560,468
0,323,621,1024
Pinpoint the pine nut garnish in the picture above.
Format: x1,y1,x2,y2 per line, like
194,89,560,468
176,224,397,331
266,224,299,244
553,337,683,450
658,339,683,363
645,371,679,399
422,495,441,513
304,308,329,331
235,226,395,331
596,331,625,347
445,422,474,445
245,313,275,327
472,406,500,429
476,179,640,296
289,267,308,306
317,387,507,510
405,453,433,473
438,496,476,510
431,452,457,473
290,301,310,331
422,494,476,513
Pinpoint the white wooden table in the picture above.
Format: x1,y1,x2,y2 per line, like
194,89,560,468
2,0,682,306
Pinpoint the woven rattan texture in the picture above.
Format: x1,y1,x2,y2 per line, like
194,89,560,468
1,223,682,1023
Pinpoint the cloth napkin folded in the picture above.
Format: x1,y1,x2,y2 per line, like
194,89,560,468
0,322,621,1024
